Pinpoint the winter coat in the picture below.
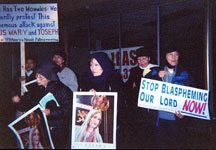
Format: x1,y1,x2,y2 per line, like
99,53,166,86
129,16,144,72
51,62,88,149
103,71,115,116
16,81,72,130
125,65,159,124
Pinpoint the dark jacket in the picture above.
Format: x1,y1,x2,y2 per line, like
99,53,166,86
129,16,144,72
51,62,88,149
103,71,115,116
125,65,159,106
12,70,37,97
16,81,72,129
79,71,126,117
126,66,159,98
125,65,159,124
79,52,126,122
79,71,123,92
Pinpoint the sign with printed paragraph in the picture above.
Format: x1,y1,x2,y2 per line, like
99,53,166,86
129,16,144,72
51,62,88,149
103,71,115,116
138,78,210,120
0,3,58,42
71,92,117,149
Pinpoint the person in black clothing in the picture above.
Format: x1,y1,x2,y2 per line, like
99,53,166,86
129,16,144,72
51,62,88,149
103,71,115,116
12,64,73,149
13,57,38,95
11,57,39,130
78,52,126,148
125,47,159,148
155,46,194,149
20,57,37,82
79,52,126,114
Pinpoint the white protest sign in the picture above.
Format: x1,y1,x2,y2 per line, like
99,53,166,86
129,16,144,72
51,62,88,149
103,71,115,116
138,78,210,120
0,3,58,42
91,46,142,82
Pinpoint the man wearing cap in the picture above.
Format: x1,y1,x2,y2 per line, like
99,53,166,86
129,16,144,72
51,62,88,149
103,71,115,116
12,64,73,149
156,47,193,148
52,50,78,92
125,47,158,148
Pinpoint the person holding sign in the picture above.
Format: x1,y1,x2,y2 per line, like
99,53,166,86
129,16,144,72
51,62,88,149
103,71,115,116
20,57,37,83
75,109,103,143
125,47,158,148
28,126,44,149
78,52,126,148
11,64,73,149
13,57,38,92
156,46,194,148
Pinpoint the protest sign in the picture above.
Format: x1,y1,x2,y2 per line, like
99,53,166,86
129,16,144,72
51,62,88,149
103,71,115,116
71,92,117,149
8,93,59,149
0,3,58,42
138,78,210,120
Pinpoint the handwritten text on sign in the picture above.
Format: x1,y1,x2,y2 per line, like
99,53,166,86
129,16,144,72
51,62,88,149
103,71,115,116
0,3,58,42
138,78,209,120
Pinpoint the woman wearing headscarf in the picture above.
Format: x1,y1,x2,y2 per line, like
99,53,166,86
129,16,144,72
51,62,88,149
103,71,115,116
79,52,125,115
78,52,126,147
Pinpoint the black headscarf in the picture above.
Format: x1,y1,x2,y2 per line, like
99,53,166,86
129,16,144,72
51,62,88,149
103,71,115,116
87,52,114,84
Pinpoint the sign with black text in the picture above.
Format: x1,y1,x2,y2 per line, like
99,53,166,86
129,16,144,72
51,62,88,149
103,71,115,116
0,3,58,42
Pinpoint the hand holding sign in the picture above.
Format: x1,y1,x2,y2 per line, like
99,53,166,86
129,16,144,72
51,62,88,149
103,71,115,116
43,109,51,116
175,110,184,119
12,95,21,103
8,92,58,149
158,70,167,78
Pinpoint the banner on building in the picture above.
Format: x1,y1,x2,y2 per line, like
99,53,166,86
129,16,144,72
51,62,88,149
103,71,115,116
8,93,59,149
0,3,58,42
91,46,142,82
71,92,117,149
138,78,210,120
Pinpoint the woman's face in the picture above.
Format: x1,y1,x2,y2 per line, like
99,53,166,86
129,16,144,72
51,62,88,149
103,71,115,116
89,112,101,129
36,73,49,87
137,56,150,68
166,51,179,67
32,128,40,146
90,58,103,76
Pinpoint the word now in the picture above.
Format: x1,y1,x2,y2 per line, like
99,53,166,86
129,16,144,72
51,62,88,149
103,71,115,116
182,100,206,115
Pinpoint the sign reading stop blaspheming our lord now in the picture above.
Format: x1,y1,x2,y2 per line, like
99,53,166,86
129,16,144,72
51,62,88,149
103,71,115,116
138,78,210,120
0,3,58,42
